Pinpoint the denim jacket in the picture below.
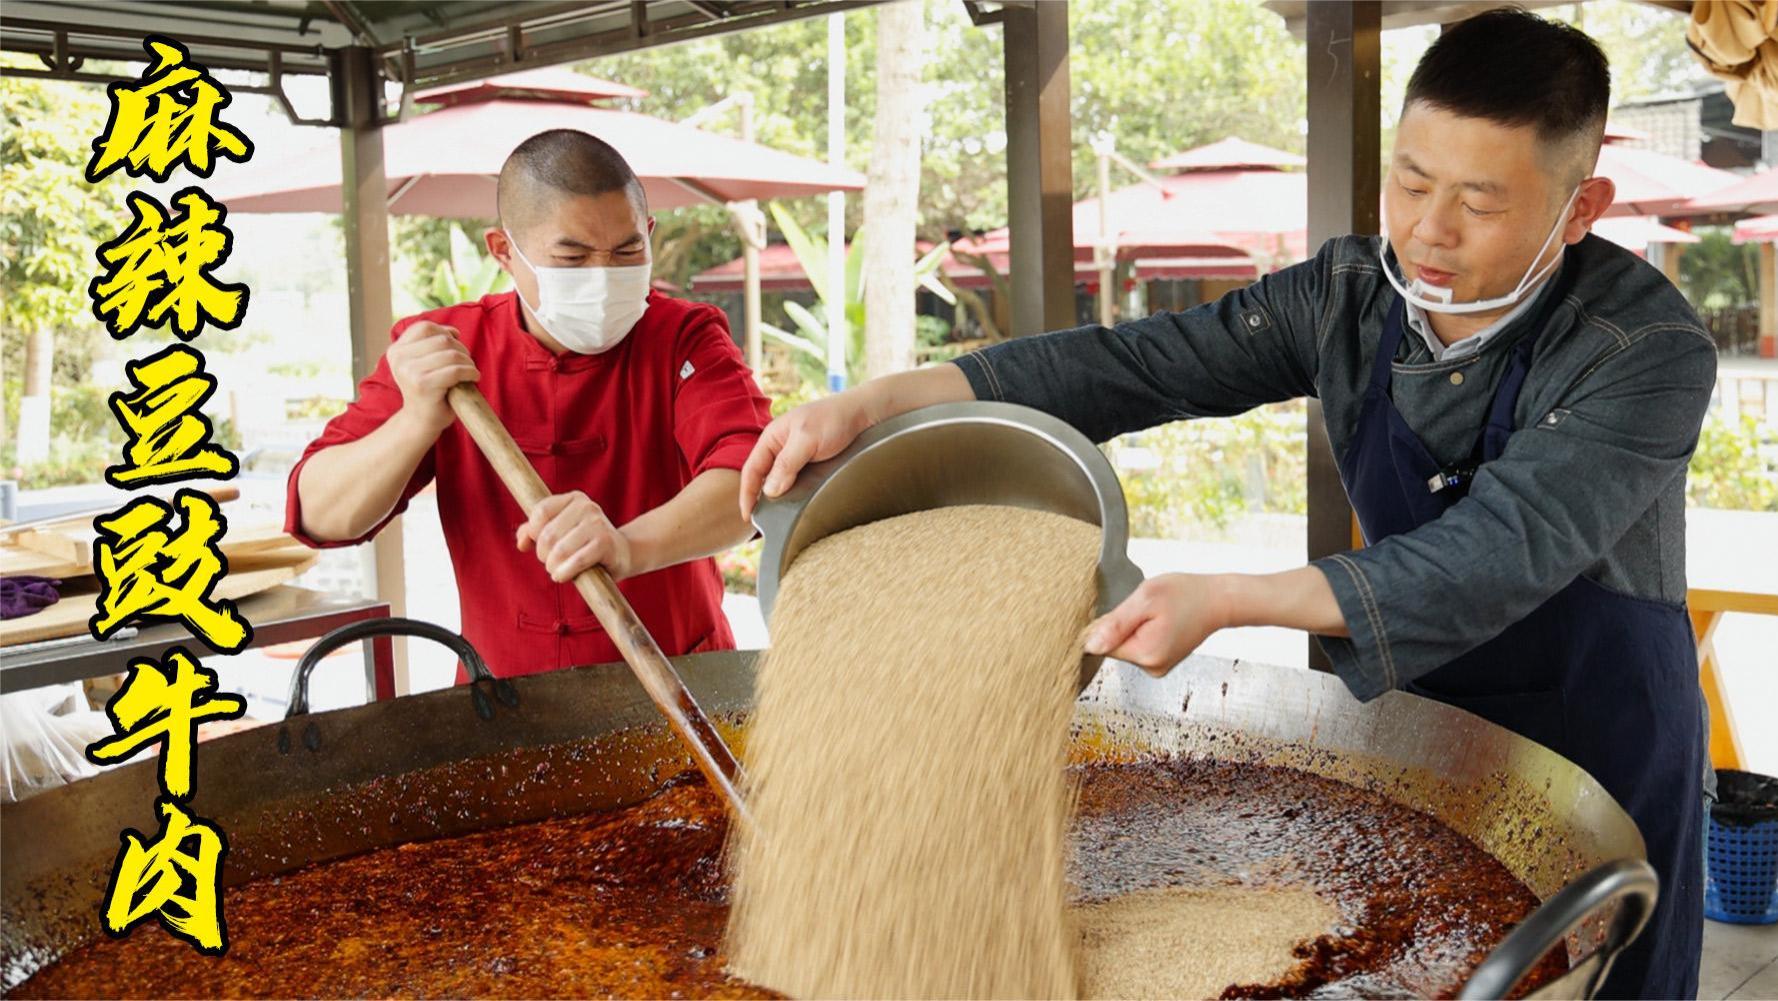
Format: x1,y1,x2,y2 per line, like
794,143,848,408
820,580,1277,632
953,233,1717,702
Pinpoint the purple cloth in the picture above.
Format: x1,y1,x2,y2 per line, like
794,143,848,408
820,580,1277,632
0,576,60,620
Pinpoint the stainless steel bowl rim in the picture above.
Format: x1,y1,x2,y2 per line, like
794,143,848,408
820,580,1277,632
751,399,1146,628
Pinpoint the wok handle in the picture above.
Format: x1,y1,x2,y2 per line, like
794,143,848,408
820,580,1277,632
1458,857,1657,1000
284,616,513,718
444,384,751,824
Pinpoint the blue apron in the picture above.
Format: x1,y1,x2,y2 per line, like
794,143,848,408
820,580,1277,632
1336,288,1705,999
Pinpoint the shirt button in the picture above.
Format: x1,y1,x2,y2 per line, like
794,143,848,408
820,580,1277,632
1449,371,1465,386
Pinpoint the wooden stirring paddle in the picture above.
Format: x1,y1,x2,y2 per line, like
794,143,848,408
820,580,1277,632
446,384,751,824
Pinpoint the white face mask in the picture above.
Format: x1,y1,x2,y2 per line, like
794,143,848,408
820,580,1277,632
505,230,651,354
1379,185,1580,315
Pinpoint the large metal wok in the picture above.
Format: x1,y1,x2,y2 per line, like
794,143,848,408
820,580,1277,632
1,636,1651,999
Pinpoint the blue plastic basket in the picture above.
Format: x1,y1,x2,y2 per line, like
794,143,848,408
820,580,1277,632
1704,770,1778,925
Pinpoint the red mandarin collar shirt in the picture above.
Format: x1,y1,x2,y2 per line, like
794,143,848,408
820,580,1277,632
285,290,771,678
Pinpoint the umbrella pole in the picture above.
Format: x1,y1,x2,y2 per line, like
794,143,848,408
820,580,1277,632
1097,145,1116,327
739,94,763,375
742,219,762,372
826,11,848,392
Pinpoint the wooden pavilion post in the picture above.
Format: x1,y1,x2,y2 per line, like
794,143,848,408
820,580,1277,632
336,44,409,693
1002,1,1076,335
1303,1,1380,670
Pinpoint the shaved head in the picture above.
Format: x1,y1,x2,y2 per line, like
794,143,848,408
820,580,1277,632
496,129,648,234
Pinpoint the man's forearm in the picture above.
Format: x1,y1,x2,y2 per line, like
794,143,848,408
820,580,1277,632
622,468,755,577
296,408,440,542
859,362,976,423
1221,566,1350,637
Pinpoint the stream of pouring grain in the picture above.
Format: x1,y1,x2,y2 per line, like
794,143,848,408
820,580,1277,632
725,505,1101,999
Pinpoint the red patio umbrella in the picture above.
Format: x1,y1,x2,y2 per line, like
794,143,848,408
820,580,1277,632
1147,136,1305,173
1732,212,1778,243
950,227,1262,273
951,137,1309,286
933,134,1736,295
210,68,865,216
1603,120,1652,142
1591,215,1701,256
689,240,1126,292
1685,165,1778,215
691,241,981,291
693,243,843,292
210,67,864,373
1594,142,1743,217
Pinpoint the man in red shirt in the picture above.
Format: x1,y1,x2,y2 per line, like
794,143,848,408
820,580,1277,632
286,129,771,678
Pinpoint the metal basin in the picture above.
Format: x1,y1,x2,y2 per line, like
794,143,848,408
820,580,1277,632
1,646,1650,998
750,400,1146,691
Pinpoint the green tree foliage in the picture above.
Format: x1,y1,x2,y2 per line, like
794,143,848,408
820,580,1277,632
1106,403,1310,535
1680,228,1760,310
416,224,512,311
570,0,1307,287
0,56,134,435
758,203,952,387
403,1,1716,359
1068,0,1304,187
584,11,873,292
1688,412,1778,512
2,54,275,484
1550,3,1712,102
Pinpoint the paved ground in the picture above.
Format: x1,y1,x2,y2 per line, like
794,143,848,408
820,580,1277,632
1702,919,1778,1000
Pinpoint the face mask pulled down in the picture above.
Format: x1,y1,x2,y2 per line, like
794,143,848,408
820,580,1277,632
505,230,651,354
1379,185,1580,315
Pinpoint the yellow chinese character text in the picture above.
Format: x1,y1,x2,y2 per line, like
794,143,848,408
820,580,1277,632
108,344,239,487
85,648,245,799
86,35,252,183
90,490,250,653
90,188,247,340
102,798,229,953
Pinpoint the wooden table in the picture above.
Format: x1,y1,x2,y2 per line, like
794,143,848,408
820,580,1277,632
1691,591,1776,770
1,585,395,703
1688,509,1778,770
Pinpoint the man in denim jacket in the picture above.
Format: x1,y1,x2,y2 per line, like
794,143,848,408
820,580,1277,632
742,9,1712,997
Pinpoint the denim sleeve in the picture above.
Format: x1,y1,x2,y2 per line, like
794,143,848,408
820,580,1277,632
1312,324,1718,700
951,242,1330,442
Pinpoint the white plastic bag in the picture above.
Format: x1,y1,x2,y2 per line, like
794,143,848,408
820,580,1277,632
1,684,113,802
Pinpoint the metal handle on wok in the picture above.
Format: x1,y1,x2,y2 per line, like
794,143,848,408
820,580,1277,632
1458,857,1657,1000
283,617,515,719
277,617,519,756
